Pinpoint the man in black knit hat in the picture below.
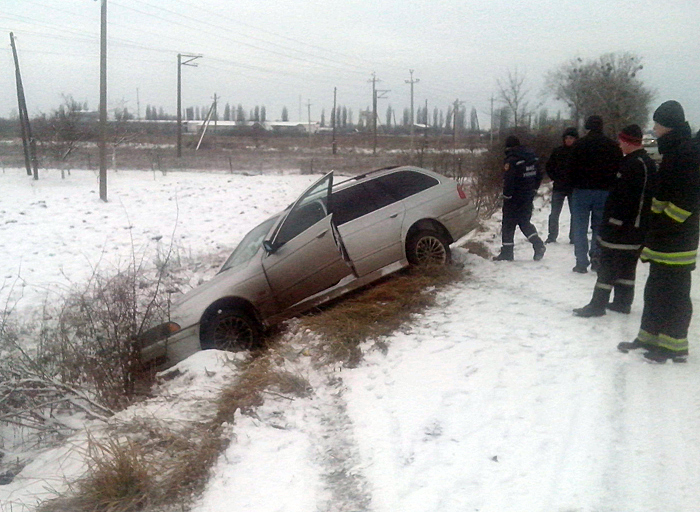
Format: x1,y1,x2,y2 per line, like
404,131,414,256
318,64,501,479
573,124,656,317
618,100,700,362
545,127,578,244
568,115,623,273
493,135,546,262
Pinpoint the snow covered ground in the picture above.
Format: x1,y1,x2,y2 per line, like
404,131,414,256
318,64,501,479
1,168,700,512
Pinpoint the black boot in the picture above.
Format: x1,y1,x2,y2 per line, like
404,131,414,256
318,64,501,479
532,236,546,261
608,286,634,314
493,245,514,261
573,286,610,317
617,338,648,353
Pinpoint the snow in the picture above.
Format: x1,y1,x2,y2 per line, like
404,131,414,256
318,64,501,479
2,168,700,512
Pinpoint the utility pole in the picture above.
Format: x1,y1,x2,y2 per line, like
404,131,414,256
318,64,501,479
212,93,218,133
369,73,389,156
99,0,107,201
332,87,337,155
136,87,141,120
9,32,38,179
489,94,495,148
405,69,419,151
306,99,312,138
176,53,201,158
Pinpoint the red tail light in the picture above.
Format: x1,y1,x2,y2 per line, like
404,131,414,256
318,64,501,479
457,183,467,199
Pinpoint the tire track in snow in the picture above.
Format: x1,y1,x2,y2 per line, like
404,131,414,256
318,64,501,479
308,373,374,512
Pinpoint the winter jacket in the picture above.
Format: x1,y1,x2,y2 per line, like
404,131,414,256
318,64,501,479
502,145,542,202
569,130,623,190
598,148,657,249
640,124,700,268
545,144,573,193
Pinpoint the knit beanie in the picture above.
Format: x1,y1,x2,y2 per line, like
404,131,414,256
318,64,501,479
584,115,603,131
562,127,579,139
653,100,685,129
618,124,643,145
505,135,520,148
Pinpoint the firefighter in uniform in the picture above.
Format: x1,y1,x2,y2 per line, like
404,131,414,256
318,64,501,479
493,135,546,262
573,124,656,317
618,101,700,362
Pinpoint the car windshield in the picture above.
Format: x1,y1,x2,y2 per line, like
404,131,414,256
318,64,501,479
219,216,278,273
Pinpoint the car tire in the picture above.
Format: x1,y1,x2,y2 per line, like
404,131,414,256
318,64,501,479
200,308,262,351
406,229,451,266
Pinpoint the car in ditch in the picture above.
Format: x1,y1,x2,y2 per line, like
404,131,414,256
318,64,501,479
139,165,478,368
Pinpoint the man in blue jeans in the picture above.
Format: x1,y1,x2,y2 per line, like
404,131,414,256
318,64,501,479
568,115,622,273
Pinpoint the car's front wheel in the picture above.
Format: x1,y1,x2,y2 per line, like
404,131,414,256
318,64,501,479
406,229,451,266
200,308,262,351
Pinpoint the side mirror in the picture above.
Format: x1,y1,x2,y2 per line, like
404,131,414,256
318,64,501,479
263,240,276,254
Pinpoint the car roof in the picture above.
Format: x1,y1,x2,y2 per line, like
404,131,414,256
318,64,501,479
333,165,446,192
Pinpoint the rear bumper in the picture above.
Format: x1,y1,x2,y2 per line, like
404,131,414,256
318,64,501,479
440,203,478,241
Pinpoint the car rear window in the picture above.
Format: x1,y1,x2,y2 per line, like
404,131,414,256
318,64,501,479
374,170,439,200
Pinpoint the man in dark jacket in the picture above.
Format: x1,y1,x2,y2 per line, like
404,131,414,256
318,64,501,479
545,127,578,244
493,135,546,261
573,124,656,317
569,115,623,273
618,101,700,362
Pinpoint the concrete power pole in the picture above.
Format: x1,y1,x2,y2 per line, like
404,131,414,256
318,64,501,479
405,69,419,151
9,32,38,179
332,87,337,155
176,53,201,158
99,0,107,201
306,99,312,138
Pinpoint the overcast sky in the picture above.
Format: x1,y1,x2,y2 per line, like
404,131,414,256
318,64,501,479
2,0,700,130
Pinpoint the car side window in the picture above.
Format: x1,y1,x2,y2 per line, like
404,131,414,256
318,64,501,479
331,181,398,226
374,170,439,201
275,200,326,245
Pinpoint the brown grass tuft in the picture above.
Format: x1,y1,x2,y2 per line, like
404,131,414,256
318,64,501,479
300,265,465,367
459,240,493,260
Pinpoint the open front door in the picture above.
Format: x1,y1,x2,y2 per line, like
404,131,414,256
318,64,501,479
262,172,352,309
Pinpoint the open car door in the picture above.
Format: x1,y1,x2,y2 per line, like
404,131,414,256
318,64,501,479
262,172,352,310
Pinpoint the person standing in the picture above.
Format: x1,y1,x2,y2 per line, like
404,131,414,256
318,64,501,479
568,115,623,273
493,135,546,262
573,124,656,317
618,101,700,362
545,127,578,244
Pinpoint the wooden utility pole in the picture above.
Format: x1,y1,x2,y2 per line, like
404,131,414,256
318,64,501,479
99,0,107,201
10,32,38,179
490,94,495,148
405,69,419,151
332,87,337,155
176,53,201,158
370,73,378,155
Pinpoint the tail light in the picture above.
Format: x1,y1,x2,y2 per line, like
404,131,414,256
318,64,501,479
457,183,467,199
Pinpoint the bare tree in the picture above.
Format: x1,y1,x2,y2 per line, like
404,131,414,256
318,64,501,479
497,69,530,129
545,52,655,135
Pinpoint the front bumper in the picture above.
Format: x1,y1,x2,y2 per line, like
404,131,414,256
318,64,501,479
140,323,201,369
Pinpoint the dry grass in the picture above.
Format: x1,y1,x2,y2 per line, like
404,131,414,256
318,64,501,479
459,239,493,260
300,265,466,367
35,265,464,512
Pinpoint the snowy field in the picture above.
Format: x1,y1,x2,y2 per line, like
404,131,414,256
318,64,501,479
1,168,700,512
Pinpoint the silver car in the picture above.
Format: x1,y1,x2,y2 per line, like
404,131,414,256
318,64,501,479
140,166,477,368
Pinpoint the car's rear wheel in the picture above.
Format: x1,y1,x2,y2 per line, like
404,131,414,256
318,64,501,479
406,229,451,266
200,308,261,351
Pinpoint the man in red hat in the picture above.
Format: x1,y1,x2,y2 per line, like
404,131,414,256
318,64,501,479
573,124,656,317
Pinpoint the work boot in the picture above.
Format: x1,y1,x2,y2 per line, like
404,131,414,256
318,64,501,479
572,265,588,274
644,345,688,363
545,236,557,244
532,236,546,261
573,287,609,317
608,287,634,314
493,245,514,261
617,338,647,353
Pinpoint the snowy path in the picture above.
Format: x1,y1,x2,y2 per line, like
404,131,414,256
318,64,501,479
196,213,700,512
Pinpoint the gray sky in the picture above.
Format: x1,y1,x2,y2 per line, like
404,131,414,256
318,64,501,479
2,0,700,130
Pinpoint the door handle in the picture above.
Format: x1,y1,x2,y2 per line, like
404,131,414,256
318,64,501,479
316,229,328,239
390,213,399,218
